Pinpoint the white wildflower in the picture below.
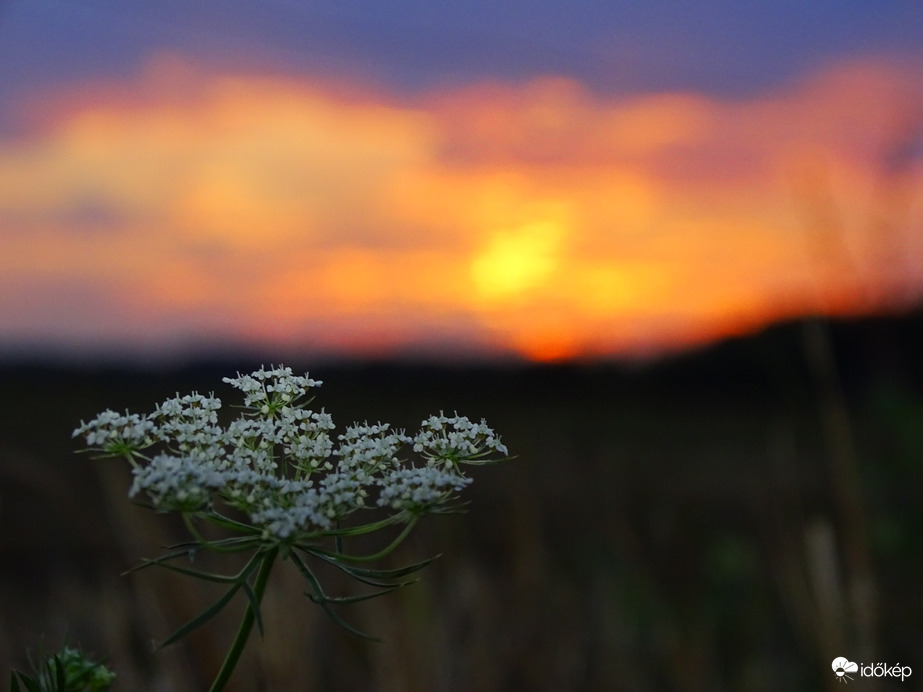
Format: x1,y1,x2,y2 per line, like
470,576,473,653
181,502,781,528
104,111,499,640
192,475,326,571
75,367,509,542
72,410,155,460
151,393,224,453
73,363,513,655
249,488,332,539
225,416,286,450
222,366,321,412
318,471,371,520
335,423,409,474
281,408,336,475
377,466,472,513
130,451,225,512
412,413,508,466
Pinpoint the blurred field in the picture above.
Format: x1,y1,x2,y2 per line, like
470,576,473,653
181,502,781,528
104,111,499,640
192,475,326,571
1,313,922,691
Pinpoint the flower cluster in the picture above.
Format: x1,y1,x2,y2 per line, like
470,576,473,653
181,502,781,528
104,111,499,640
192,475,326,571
72,410,155,458
413,412,509,466
73,366,509,542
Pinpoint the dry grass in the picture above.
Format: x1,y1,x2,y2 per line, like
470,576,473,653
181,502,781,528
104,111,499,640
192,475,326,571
1,348,920,690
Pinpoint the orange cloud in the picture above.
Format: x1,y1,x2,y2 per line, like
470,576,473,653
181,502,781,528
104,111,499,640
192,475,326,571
1,55,921,360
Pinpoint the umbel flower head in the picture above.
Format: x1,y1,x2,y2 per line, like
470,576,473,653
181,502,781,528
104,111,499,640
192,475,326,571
73,365,508,540
73,365,511,690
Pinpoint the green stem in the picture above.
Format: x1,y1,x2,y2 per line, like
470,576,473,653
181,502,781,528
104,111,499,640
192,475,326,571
183,513,258,553
328,516,418,563
208,548,278,692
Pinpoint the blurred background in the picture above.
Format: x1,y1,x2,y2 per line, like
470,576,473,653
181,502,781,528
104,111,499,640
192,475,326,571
1,1,922,689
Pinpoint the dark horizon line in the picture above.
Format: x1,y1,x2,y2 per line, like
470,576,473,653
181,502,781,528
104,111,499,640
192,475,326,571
2,305,923,376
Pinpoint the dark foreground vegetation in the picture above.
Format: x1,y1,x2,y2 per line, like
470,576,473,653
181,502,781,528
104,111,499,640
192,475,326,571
2,312,922,691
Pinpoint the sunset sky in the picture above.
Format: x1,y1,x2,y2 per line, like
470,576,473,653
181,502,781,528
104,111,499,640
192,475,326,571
1,1,922,363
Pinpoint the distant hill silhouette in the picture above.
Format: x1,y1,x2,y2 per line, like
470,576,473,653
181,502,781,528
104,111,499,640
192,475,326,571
642,307,923,395
3,307,923,401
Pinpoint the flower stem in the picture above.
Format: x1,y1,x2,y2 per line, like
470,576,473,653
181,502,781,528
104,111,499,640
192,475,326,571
208,548,278,692
331,515,418,563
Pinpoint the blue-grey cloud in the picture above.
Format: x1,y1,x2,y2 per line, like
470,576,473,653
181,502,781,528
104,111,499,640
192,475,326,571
1,0,920,111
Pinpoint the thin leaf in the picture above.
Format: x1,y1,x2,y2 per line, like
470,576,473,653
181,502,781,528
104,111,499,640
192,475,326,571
240,580,264,638
311,597,382,641
320,513,405,537
129,559,241,584
307,586,401,605
319,516,419,563
183,513,261,553
121,544,205,576
302,549,436,589
52,655,66,691
154,547,265,648
328,570,417,591
288,551,380,641
157,582,241,650
123,537,260,577
426,500,471,515
11,671,41,692
205,510,262,534
309,549,440,580
161,535,260,552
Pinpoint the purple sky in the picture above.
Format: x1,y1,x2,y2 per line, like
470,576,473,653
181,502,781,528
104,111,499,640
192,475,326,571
2,0,920,104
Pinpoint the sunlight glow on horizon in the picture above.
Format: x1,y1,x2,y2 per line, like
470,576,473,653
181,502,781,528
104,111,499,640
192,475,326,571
1,55,922,362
